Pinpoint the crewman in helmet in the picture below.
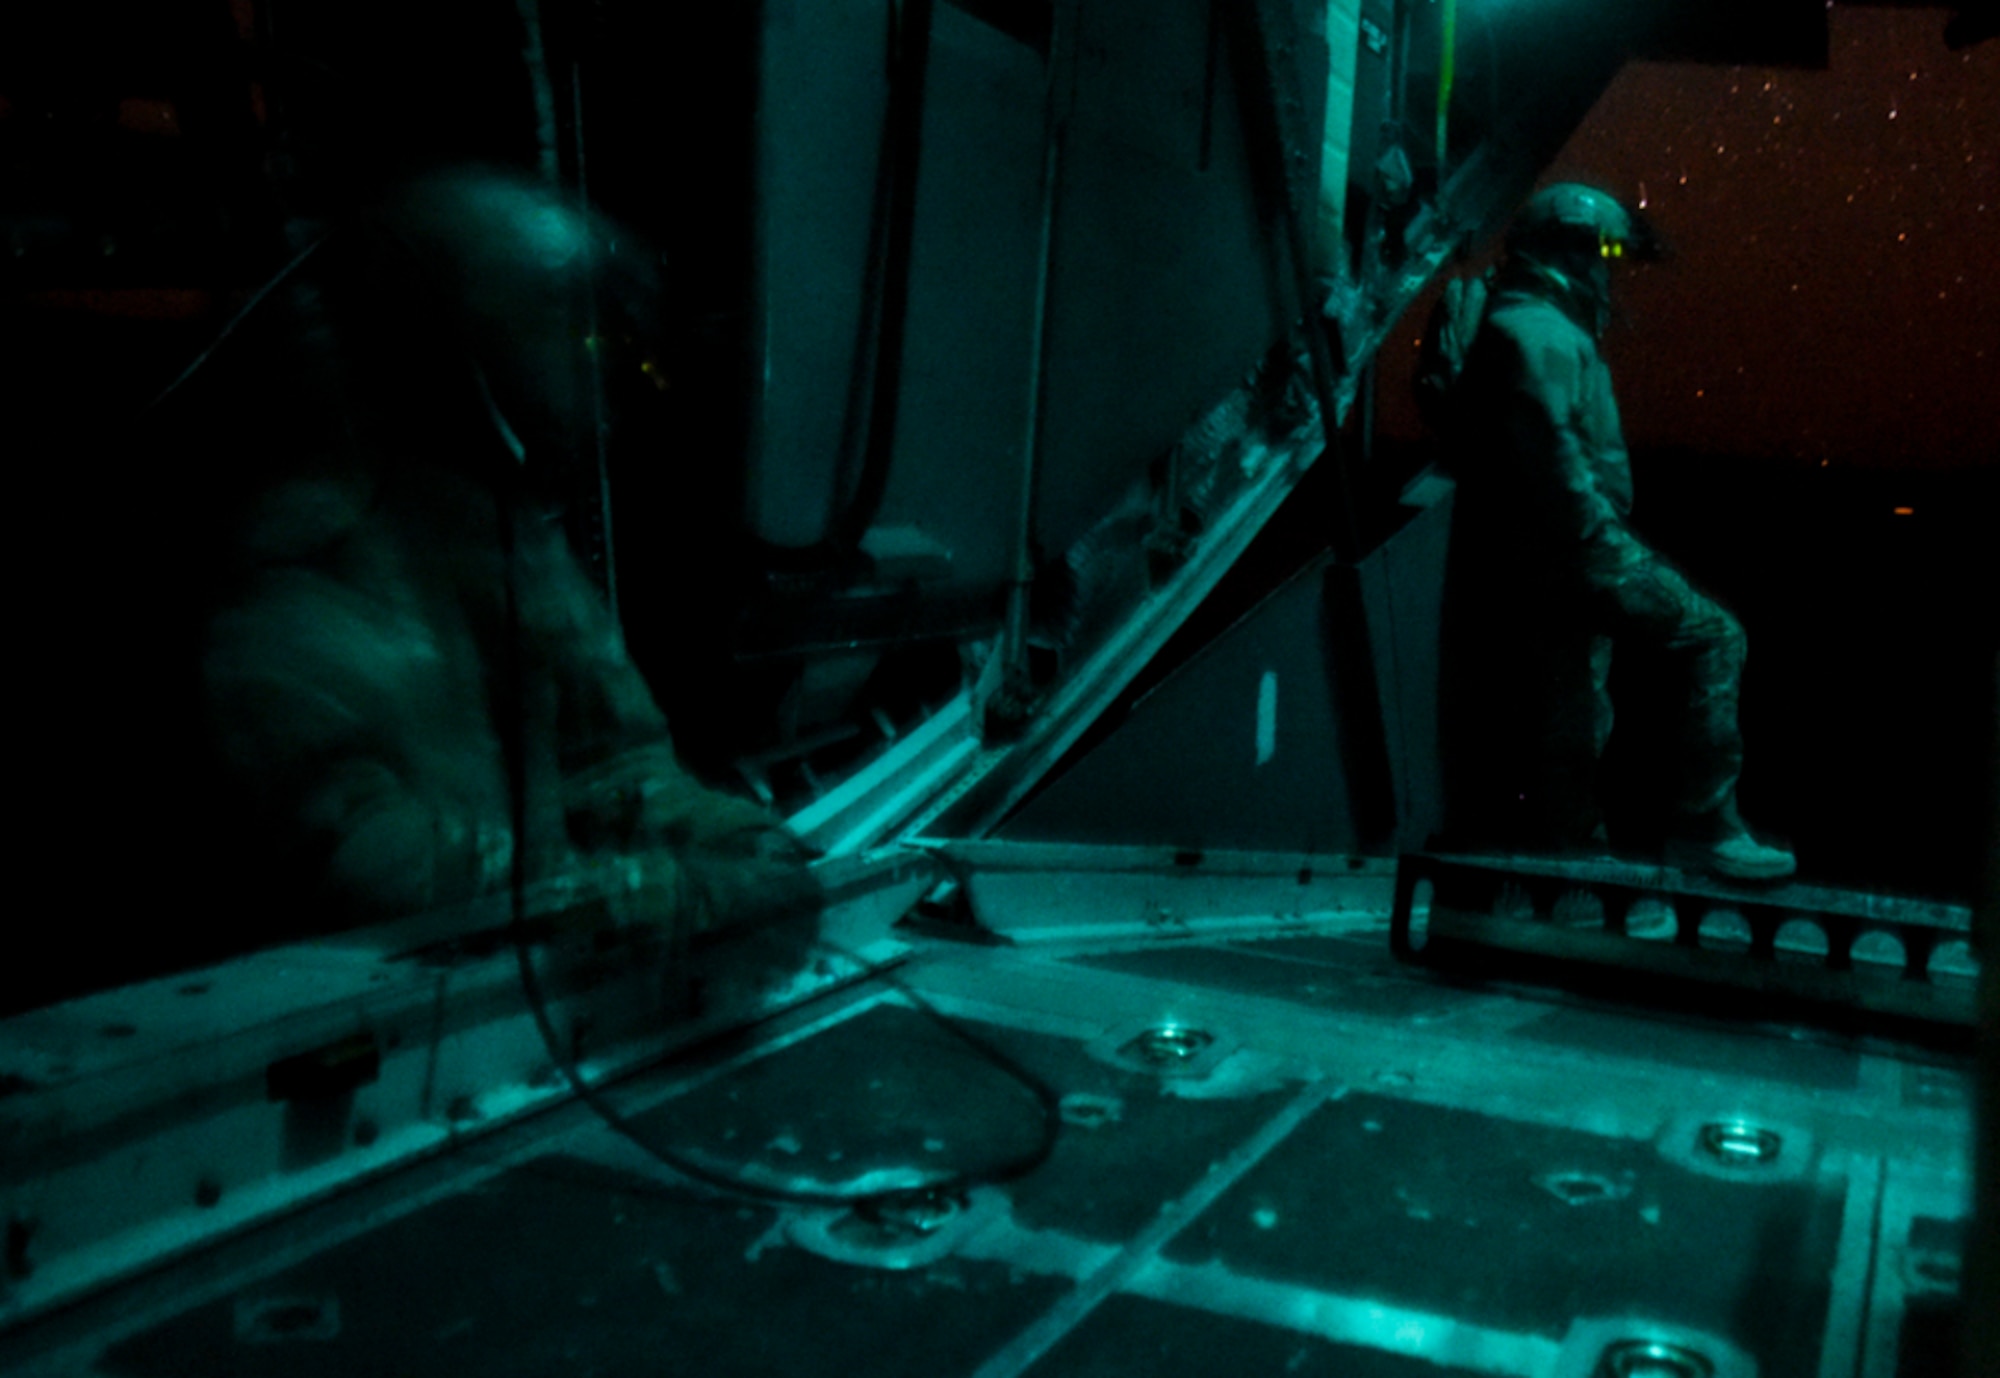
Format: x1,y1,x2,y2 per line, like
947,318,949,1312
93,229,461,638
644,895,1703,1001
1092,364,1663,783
202,167,820,946
1434,181,1794,881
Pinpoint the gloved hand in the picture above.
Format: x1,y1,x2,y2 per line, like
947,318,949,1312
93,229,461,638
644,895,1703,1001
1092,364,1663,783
565,743,771,853
680,824,824,938
565,744,823,946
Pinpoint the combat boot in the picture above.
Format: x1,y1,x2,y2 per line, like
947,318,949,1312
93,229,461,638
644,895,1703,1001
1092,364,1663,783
1665,795,1796,882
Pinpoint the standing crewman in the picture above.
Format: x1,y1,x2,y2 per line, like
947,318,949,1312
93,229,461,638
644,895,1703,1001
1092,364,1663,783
1429,181,1794,881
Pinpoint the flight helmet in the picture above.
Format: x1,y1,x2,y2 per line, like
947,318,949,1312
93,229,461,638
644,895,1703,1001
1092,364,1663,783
1506,182,1651,266
1501,182,1661,336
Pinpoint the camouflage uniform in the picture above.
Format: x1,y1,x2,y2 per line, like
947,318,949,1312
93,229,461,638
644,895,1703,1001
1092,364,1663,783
1442,269,1746,851
205,461,816,938
203,169,817,942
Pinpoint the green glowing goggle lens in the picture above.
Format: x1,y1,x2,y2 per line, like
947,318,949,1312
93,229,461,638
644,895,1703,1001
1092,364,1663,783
1599,238,1626,260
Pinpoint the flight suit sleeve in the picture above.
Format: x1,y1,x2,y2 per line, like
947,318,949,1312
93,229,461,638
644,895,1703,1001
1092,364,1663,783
515,521,822,937
205,560,511,921
1489,325,1650,580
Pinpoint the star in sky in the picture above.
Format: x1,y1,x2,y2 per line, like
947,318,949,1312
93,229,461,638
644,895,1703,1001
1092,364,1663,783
1539,5,1996,471
1383,5,1997,472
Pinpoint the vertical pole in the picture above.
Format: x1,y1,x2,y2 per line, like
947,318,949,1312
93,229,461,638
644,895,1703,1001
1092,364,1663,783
521,0,618,615
992,1,1073,735
1000,123,1060,679
1435,0,1456,168
572,62,619,621
516,0,561,182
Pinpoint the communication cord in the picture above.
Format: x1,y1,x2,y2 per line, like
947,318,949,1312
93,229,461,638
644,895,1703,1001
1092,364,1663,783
493,477,1063,1211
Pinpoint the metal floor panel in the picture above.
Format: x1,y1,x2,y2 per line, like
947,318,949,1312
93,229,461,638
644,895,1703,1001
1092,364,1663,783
1026,1293,1494,1378
1505,1004,1864,1093
1069,944,1493,1022
1159,1092,1842,1376
627,1001,1293,1243
1,904,1973,1378
98,1153,1072,1378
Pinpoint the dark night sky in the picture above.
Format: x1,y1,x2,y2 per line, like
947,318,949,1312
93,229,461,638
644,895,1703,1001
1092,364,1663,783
1385,4,1998,473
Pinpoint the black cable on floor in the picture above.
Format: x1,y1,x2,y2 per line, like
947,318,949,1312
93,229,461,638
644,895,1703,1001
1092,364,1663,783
495,477,1061,1210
